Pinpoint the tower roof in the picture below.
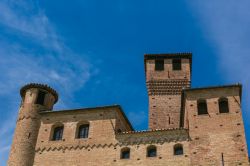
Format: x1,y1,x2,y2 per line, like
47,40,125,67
20,83,58,103
144,52,192,59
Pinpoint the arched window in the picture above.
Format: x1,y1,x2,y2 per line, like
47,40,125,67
174,144,183,155
78,124,89,139
197,99,208,115
219,97,229,113
52,126,63,141
147,145,157,157
120,147,130,159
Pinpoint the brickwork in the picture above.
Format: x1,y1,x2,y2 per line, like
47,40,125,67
149,95,182,129
36,108,125,146
145,54,191,129
33,108,190,166
34,142,190,166
184,86,249,165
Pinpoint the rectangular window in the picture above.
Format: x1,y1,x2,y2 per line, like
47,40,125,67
172,59,182,70
155,59,164,71
35,90,46,105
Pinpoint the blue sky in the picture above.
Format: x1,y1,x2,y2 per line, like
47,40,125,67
0,0,250,164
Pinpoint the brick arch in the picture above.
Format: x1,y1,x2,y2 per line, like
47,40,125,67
120,147,130,159
173,143,183,155
147,145,157,157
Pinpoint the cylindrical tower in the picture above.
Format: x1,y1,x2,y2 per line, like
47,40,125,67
8,83,58,166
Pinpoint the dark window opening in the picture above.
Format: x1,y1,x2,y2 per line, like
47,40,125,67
78,124,89,138
28,132,31,139
219,98,229,113
174,144,183,155
52,126,63,141
221,153,225,166
172,59,182,70
147,146,157,157
117,129,122,133
121,148,130,159
197,99,208,115
35,90,46,105
155,59,164,71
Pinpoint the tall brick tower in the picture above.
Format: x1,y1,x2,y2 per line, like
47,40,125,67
8,83,58,166
145,53,192,129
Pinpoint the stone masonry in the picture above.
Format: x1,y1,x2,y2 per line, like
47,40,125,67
8,53,249,166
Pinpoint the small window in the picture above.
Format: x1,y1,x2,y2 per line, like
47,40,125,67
219,97,229,113
172,59,182,70
78,124,89,139
52,126,63,141
174,144,183,155
197,99,208,115
147,145,157,157
117,129,122,133
120,147,130,159
35,90,46,105
155,59,164,71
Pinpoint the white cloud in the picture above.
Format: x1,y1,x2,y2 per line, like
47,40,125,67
187,0,250,152
0,0,62,52
187,0,250,109
0,0,94,98
0,0,95,164
0,104,17,164
0,145,10,154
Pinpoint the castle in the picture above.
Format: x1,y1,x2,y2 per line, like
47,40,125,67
8,53,249,165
